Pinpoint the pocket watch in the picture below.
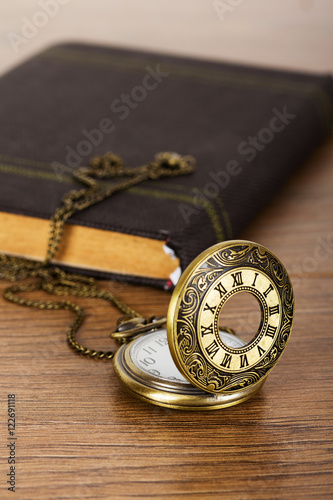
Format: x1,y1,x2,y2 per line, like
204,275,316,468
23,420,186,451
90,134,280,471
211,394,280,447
113,240,294,410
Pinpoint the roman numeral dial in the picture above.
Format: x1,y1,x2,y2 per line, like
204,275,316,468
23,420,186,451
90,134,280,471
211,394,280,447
169,240,294,397
199,267,281,373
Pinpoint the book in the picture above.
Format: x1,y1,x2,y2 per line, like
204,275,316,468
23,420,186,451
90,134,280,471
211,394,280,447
0,43,332,288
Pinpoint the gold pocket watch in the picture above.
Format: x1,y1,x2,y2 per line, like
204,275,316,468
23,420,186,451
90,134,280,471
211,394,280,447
113,240,294,410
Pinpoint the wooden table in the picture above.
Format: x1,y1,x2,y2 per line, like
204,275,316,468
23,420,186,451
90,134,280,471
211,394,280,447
1,2,332,499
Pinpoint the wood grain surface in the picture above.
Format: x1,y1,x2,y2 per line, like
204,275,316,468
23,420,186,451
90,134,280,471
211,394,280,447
1,2,333,499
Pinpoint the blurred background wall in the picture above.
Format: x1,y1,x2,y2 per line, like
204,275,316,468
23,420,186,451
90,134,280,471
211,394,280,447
1,0,332,76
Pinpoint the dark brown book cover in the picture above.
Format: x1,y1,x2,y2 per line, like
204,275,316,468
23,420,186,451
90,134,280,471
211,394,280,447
0,43,332,288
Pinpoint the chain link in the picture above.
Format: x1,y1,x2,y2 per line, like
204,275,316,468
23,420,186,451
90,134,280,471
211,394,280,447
0,152,195,359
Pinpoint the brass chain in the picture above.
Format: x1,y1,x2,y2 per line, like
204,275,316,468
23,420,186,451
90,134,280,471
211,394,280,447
0,152,195,359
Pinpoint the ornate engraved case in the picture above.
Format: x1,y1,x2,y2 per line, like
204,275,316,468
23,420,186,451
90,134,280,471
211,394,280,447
113,241,294,410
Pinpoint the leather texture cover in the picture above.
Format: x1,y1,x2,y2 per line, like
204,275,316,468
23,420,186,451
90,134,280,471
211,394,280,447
0,43,332,287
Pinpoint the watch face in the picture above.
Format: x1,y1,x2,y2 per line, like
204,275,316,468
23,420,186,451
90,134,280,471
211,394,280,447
113,327,264,410
197,267,281,373
167,240,294,395
130,329,188,384
129,328,245,385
